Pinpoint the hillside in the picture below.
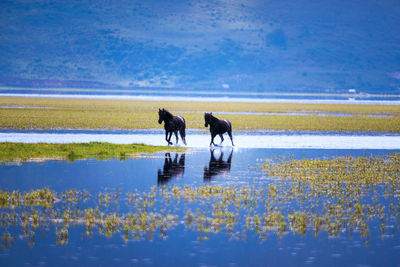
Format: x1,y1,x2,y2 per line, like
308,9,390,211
1,0,400,94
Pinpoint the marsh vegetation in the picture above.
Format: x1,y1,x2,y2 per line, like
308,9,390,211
1,97,399,132
0,142,184,163
1,153,399,249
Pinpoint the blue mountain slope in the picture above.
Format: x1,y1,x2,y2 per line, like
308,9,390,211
0,0,399,94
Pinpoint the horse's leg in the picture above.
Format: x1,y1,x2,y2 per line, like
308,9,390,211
219,134,224,144
165,131,170,145
166,131,172,145
174,131,179,144
228,130,234,146
168,132,173,145
210,133,217,147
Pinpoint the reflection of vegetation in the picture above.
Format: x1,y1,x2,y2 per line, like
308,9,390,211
1,231,15,250
1,97,399,132
0,154,399,248
56,228,68,246
0,142,184,163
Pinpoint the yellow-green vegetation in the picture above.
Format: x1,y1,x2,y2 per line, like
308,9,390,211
0,154,399,248
0,142,184,163
0,97,399,132
263,153,400,186
261,153,400,238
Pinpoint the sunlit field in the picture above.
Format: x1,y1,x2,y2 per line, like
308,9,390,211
1,97,399,132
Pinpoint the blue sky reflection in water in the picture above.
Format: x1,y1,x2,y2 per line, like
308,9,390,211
1,148,400,266
1,148,398,192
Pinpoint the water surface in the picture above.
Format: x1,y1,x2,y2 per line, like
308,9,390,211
1,92,400,105
1,131,400,149
0,148,399,266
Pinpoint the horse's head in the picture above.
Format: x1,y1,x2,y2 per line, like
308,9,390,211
204,112,212,127
158,108,164,124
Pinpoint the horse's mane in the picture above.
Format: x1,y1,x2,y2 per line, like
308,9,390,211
206,112,218,121
163,109,174,120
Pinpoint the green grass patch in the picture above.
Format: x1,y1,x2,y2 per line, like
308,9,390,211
0,142,184,163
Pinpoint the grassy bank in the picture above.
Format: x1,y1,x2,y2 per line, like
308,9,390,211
0,142,184,163
0,97,399,132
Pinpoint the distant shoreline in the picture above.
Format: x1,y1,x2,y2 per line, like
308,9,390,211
1,86,399,98
1,93,400,105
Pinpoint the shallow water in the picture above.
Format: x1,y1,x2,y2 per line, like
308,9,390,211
1,131,400,149
0,148,400,266
1,93,400,105
0,147,397,192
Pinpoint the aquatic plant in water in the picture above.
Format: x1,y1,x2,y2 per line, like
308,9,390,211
0,154,399,248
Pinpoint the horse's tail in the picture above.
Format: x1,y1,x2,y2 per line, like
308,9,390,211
182,118,186,136
227,120,232,132
181,126,186,138
227,120,234,146
179,116,187,145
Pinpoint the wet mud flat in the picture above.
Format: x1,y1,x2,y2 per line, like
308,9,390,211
1,147,400,266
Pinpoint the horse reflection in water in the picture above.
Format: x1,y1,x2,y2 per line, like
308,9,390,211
157,153,185,185
204,149,233,181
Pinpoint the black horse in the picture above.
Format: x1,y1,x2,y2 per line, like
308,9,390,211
158,108,187,145
203,148,233,181
204,112,234,146
158,153,185,185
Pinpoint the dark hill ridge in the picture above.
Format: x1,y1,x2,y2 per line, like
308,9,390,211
0,77,120,89
0,0,400,94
